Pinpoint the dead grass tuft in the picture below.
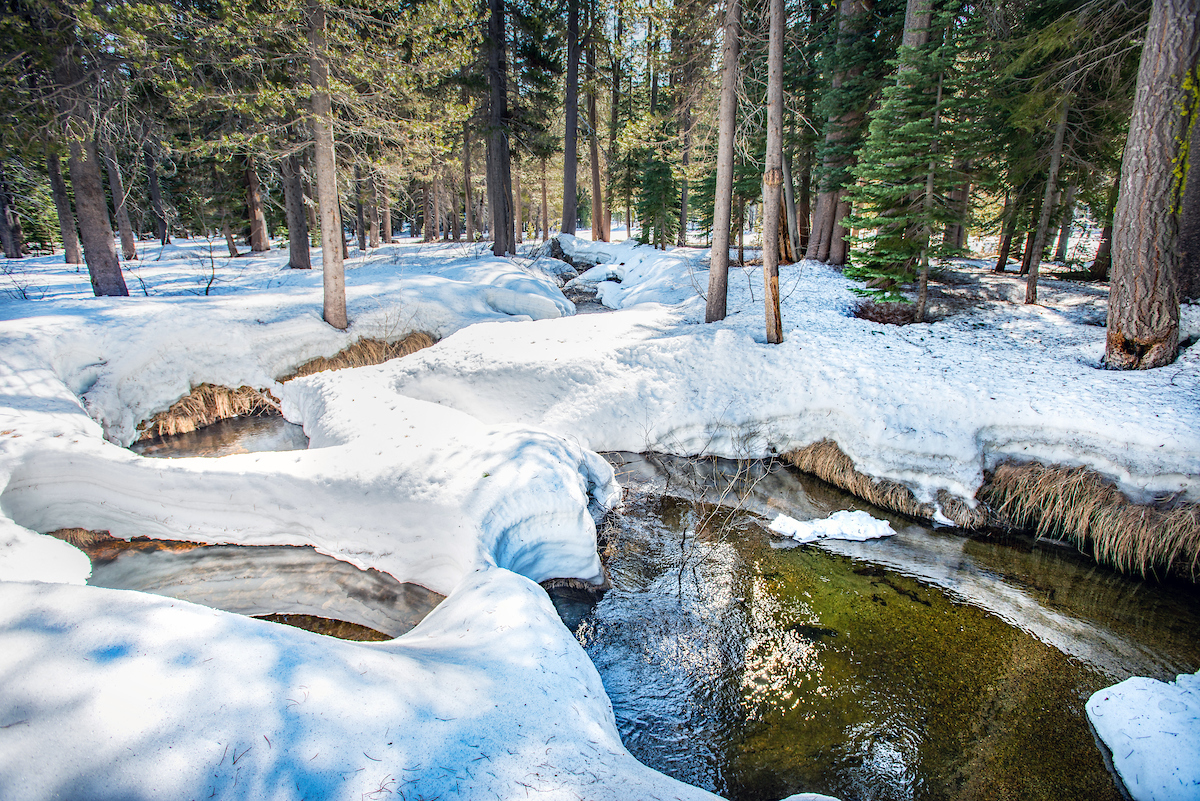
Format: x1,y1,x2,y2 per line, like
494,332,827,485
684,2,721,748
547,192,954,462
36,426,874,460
782,439,973,525
47,527,114,548
134,333,436,443
982,462,1200,579
854,300,919,326
280,332,435,381
138,384,280,441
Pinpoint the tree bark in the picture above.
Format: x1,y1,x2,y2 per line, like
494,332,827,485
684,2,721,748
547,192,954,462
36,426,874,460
994,190,1018,272
607,7,622,241
281,153,311,269
782,148,799,259
1053,184,1076,262
423,183,434,241
706,0,740,323
246,159,270,252
463,113,475,242
434,170,443,241
1105,0,1196,368
222,221,239,257
1025,101,1070,304
101,138,138,260
367,173,380,248
587,41,605,241
561,0,580,235
762,0,784,343
1178,100,1200,301
381,185,393,243
0,166,20,259
142,141,169,245
355,165,367,251
307,0,347,329
541,157,550,241
487,0,515,255
47,149,82,264
514,158,523,244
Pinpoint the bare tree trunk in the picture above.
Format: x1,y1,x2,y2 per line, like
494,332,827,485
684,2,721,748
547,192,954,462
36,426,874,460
423,183,434,242
56,121,125,290
301,151,318,239
541,157,550,241
561,0,580,235
434,170,443,241
782,148,799,259
1106,0,1196,368
281,153,311,269
355,165,367,251
367,172,380,248
101,138,138,260
762,0,784,343
307,0,346,329
1019,192,1042,275
994,190,1018,272
607,8,622,241
1025,100,1069,304
246,159,270,252
381,186,393,243
587,41,605,241
487,0,515,255
463,114,475,242
143,141,169,245
514,158,523,244
706,0,739,323
1053,183,1076,262
222,221,239,257
47,149,82,263
0,167,20,259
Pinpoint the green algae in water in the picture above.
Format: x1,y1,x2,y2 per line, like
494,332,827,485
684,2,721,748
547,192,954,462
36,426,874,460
581,456,1200,801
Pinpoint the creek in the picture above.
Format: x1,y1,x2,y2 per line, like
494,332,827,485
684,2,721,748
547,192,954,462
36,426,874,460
125,416,1200,801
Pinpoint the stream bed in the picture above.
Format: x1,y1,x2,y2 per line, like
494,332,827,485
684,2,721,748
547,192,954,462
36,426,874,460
125,416,1200,801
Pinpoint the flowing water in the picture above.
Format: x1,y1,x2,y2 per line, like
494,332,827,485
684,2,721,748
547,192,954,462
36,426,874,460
126,416,1200,800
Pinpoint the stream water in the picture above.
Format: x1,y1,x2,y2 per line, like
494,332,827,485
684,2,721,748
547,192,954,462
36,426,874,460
124,416,1200,801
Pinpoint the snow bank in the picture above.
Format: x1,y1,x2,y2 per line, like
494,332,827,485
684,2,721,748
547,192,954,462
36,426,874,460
0,569,718,801
1087,671,1200,801
769,510,895,543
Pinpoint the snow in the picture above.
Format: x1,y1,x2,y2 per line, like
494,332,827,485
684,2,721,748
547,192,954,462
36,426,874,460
768,510,895,543
0,232,1196,799
1087,671,1200,801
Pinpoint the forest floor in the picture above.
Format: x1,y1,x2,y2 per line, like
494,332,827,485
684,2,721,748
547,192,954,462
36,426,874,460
0,232,1196,801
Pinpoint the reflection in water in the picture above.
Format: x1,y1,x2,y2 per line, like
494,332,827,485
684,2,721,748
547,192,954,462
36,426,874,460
88,545,444,639
576,453,1200,801
132,414,309,458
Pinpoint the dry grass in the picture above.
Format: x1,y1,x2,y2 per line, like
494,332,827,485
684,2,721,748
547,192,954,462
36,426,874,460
47,527,114,548
138,384,280,441
783,440,988,529
135,333,435,443
854,300,919,326
280,332,435,381
982,462,1200,580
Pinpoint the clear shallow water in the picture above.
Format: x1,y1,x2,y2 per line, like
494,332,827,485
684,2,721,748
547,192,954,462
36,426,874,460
574,453,1200,801
127,418,1200,799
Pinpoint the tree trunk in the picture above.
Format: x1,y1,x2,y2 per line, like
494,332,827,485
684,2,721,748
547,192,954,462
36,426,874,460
562,0,580,235
994,190,1018,272
587,42,605,241
1106,0,1196,368
805,0,872,264
367,173,380,248
782,148,799,259
434,170,443,241
222,221,239,257
142,142,169,245
355,165,367,251
246,159,270,252
0,166,20,259
1019,192,1043,276
1053,184,1076,262
307,0,347,329
463,114,475,242
541,157,550,241
281,153,311,269
47,149,82,264
423,183,434,241
829,198,853,265
706,0,739,323
101,138,138,260
1025,101,1069,304
762,0,784,343
514,158,523,244
487,0,515,255
301,152,318,241
1180,105,1200,301
381,187,393,243
738,196,745,265
607,8,622,241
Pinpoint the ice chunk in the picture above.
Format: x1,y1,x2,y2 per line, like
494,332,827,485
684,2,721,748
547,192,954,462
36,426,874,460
769,510,896,544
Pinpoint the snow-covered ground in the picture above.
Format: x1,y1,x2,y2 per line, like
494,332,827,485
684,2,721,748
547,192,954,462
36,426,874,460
1,232,1197,799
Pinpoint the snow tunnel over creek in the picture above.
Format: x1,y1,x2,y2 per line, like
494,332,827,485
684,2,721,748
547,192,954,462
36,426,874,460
61,414,1200,800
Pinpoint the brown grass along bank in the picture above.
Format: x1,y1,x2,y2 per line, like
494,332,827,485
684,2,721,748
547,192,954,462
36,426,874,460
782,439,1200,581
135,333,435,443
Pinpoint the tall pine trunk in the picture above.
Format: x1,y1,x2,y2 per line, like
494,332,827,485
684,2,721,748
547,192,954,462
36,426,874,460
514,158,523,244
381,186,393,243
541,157,550,241
463,116,475,242
1105,0,1196,368
1179,98,1200,301
1053,184,1076,262
307,0,346,329
761,0,784,342
367,173,380,248
355,165,367,251
281,153,311,269
486,0,514,255
706,0,739,323
101,138,138,260
782,148,799,258
47,149,82,264
1025,101,1069,304
561,0,580,235
0,166,20,259
246,159,270,252
607,8,622,240
588,42,605,241
142,142,169,245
